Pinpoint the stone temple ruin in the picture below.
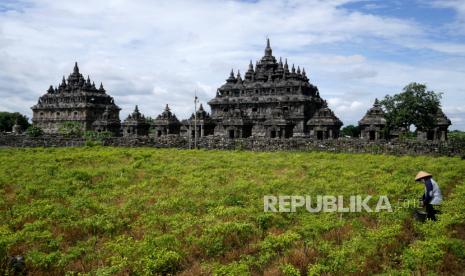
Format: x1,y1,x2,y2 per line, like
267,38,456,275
31,62,120,135
358,99,387,141
208,39,338,138
30,40,452,141
358,99,451,141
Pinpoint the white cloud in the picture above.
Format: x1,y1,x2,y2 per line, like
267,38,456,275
318,54,366,65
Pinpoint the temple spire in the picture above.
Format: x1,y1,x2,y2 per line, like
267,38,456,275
248,60,253,70
73,62,79,74
264,38,272,56
302,68,308,81
227,68,236,83
236,70,242,83
165,104,170,111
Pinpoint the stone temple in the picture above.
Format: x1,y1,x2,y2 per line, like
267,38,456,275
208,39,342,139
28,41,452,142
358,98,452,141
358,99,387,140
31,63,120,134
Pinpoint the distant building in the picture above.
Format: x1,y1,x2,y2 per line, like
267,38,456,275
29,50,453,142
122,105,150,137
358,99,451,141
31,63,120,134
307,101,343,140
152,104,181,137
417,109,451,141
12,119,23,135
358,99,386,140
92,106,121,136
181,104,215,138
208,39,341,138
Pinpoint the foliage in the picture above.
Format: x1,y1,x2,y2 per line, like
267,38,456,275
380,82,442,132
142,249,182,275
83,131,113,146
0,148,464,274
83,131,113,140
214,261,250,276
25,126,44,137
341,125,360,138
0,112,30,132
281,263,301,276
449,130,465,148
397,130,417,141
58,121,83,137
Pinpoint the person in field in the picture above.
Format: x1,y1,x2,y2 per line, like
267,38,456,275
415,171,443,221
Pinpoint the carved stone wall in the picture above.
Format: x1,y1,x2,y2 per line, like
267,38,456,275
1,133,463,156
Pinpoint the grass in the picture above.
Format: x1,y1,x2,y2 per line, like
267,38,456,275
0,147,464,275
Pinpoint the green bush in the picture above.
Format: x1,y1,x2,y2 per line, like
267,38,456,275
199,222,256,257
26,125,44,137
214,261,250,276
58,121,83,137
281,263,301,276
84,130,113,141
258,231,300,266
143,249,182,275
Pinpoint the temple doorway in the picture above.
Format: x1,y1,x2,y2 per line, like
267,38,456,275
369,131,376,140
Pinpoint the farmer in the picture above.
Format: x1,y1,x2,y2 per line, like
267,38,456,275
415,171,443,221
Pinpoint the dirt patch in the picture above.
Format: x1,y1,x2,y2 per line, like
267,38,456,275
449,223,465,240
359,215,378,229
322,223,353,245
439,251,465,275
178,261,210,276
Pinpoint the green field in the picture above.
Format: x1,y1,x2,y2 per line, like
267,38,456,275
1,147,464,275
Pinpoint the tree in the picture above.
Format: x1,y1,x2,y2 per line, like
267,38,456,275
341,125,360,138
380,83,442,132
0,112,30,132
448,130,465,147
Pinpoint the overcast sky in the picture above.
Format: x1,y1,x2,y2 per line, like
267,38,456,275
1,0,465,130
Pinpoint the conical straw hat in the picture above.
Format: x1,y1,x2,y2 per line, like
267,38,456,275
415,171,432,181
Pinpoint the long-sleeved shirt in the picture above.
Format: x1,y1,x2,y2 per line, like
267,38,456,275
422,178,443,205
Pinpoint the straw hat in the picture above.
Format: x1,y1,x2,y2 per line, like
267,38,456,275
415,171,432,181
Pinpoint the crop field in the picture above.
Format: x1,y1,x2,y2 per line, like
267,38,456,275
0,147,464,275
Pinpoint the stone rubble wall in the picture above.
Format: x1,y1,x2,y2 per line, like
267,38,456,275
0,133,463,156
